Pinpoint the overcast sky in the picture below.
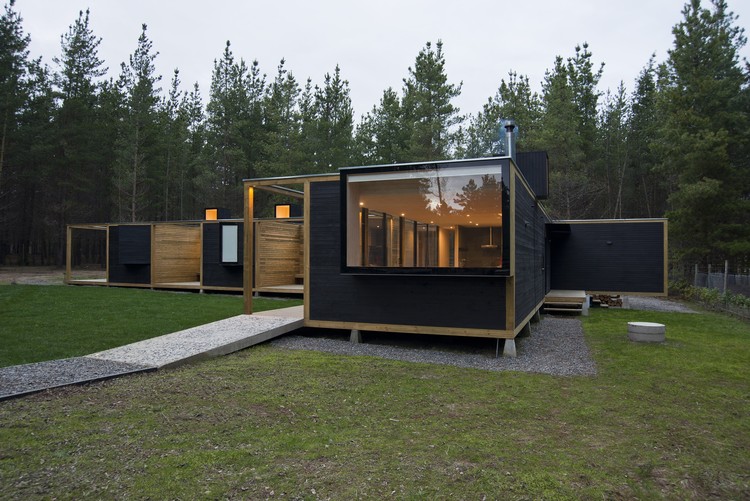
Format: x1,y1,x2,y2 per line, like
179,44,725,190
15,0,750,119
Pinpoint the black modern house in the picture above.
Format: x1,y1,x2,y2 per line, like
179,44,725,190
241,125,667,356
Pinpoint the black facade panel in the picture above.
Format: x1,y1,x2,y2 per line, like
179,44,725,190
516,151,549,200
108,225,151,284
202,222,244,288
117,225,151,264
550,221,666,293
514,175,549,326
309,182,507,331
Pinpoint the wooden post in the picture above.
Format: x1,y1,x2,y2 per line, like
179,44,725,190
65,226,72,284
149,224,156,289
243,184,254,315
105,226,110,286
724,260,729,294
694,263,698,287
303,180,311,322
708,264,712,289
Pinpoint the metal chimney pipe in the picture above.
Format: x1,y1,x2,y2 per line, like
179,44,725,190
504,119,516,162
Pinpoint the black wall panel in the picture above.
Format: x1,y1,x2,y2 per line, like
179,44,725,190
108,225,151,284
514,175,549,326
202,222,244,288
309,182,507,330
516,151,549,200
550,221,666,293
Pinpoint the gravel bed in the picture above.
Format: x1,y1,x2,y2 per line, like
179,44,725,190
271,315,597,376
0,357,152,400
624,295,697,313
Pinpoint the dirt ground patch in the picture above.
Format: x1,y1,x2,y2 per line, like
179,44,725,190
0,266,103,286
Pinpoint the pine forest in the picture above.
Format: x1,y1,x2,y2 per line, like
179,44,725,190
0,0,748,273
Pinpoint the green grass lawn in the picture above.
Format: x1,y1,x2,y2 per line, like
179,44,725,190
0,284,302,367
0,296,748,499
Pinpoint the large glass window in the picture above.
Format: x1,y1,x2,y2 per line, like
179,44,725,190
343,160,509,275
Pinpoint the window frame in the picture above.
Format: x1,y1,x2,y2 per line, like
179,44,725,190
339,158,511,277
220,223,240,264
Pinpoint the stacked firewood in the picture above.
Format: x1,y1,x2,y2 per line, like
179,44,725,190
590,294,623,308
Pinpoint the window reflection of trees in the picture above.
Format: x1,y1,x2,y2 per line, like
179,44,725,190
418,170,504,220
453,174,503,216
356,167,505,269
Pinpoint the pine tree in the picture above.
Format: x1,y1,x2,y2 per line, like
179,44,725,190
462,71,542,158
537,44,606,219
0,0,29,207
53,8,109,227
296,77,317,173
96,77,125,219
567,43,604,164
627,57,667,218
154,69,186,220
261,59,300,178
14,59,56,264
203,41,256,215
113,24,162,222
354,87,408,165
402,40,463,161
660,0,750,264
311,65,354,170
598,82,630,218
538,56,587,219
178,82,205,218
0,0,43,264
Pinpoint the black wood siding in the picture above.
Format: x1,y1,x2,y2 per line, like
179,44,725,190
550,221,666,293
516,151,549,200
309,182,507,330
202,222,244,288
108,225,151,284
514,175,549,326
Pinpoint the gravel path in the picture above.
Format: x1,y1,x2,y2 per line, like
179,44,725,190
87,314,301,368
1,312,303,401
272,315,597,377
0,358,152,399
624,295,697,313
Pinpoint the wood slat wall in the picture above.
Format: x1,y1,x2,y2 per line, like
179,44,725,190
153,224,201,283
255,220,303,288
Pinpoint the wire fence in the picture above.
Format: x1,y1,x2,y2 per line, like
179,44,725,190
690,261,750,297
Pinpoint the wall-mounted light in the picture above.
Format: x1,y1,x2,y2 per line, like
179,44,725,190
275,204,291,218
205,208,231,220
275,203,302,219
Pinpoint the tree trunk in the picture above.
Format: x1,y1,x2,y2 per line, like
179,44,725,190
131,128,139,222
0,112,7,192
